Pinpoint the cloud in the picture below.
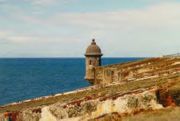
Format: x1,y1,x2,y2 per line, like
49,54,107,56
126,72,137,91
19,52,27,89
0,31,7,37
26,0,57,6
16,2,180,29
0,1,180,57
24,0,77,6
0,29,86,57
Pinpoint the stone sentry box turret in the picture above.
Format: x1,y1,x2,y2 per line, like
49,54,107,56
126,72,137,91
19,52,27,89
85,39,103,84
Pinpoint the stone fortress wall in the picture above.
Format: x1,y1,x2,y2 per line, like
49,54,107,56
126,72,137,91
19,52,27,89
94,57,180,85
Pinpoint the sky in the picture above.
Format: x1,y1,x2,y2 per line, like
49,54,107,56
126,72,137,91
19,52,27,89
0,0,180,57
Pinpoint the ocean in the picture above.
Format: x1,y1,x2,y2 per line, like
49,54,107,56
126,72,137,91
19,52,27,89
0,58,143,105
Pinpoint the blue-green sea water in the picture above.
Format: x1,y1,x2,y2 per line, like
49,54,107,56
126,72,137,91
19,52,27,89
0,58,143,105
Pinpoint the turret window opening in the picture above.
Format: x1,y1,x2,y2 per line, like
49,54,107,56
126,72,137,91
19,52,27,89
89,60,92,65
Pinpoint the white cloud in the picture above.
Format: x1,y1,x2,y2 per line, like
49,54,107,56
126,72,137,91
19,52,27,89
24,0,77,6
0,31,28,44
0,2,180,57
24,0,57,6
16,2,180,29
0,31,7,37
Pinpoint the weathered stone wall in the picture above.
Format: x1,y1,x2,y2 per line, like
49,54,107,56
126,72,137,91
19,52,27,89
94,57,180,85
0,88,162,121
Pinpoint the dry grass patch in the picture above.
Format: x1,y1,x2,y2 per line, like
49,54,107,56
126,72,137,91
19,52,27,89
122,107,180,121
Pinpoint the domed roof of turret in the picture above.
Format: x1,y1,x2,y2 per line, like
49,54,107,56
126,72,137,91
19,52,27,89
85,39,103,56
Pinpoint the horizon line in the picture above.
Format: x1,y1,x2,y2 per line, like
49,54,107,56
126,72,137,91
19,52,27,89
0,56,153,59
